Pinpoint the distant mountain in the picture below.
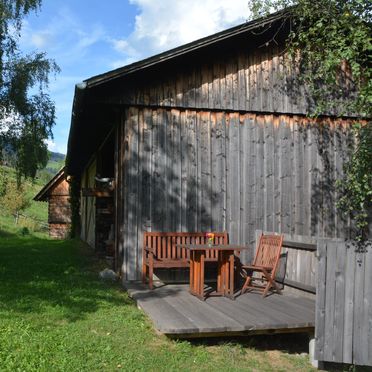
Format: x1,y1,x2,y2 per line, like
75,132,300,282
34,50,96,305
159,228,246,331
45,151,66,173
49,151,65,164
0,148,66,185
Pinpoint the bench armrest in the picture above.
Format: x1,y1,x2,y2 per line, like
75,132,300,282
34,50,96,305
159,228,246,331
144,246,154,253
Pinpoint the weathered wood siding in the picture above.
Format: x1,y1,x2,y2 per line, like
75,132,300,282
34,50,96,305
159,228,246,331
315,239,372,367
80,159,96,248
99,46,353,117
119,107,353,280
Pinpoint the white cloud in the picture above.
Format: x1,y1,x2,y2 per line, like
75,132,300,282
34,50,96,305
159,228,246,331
44,139,57,151
31,30,52,48
110,0,249,68
20,9,106,66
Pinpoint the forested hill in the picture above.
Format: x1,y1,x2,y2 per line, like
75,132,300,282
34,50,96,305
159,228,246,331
47,151,66,172
50,151,65,163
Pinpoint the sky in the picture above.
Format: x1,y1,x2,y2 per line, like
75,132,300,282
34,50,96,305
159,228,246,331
20,0,250,154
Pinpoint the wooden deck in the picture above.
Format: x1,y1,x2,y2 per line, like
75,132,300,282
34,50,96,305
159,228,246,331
125,282,315,338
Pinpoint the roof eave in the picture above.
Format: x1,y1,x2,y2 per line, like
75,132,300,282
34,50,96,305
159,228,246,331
33,167,66,201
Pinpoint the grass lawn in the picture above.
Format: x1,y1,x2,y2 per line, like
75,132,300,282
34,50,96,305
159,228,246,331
0,230,315,371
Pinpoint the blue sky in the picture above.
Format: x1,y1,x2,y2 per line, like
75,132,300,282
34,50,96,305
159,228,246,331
20,0,249,154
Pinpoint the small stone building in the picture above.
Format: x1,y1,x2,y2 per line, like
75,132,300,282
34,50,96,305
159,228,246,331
34,167,71,239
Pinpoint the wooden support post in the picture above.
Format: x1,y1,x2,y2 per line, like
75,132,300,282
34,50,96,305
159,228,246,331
309,332,323,369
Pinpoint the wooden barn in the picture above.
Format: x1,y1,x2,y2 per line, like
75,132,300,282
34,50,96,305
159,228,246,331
65,10,355,281
34,167,72,239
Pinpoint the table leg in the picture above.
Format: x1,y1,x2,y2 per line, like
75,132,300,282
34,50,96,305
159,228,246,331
189,250,206,300
190,250,194,292
217,250,235,299
200,252,205,298
217,250,227,295
228,251,235,299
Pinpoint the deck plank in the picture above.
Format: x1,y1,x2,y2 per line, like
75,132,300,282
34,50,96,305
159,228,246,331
163,289,243,333
125,282,315,337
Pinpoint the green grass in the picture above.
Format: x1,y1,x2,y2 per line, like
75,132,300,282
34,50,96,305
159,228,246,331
1,165,48,226
0,229,315,371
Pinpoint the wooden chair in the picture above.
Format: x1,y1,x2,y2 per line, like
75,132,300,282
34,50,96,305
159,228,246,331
241,234,283,297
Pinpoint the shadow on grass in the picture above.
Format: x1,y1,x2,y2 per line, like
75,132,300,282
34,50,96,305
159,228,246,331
187,333,310,355
0,228,17,238
0,235,134,322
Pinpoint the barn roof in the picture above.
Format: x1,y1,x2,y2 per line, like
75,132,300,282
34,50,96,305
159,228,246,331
66,8,290,175
34,167,67,202
83,9,289,88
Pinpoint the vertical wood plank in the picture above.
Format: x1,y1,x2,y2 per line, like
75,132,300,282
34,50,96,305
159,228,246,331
164,109,174,231
180,110,188,231
342,242,356,364
294,116,304,235
250,51,258,111
186,110,197,231
323,240,337,361
238,52,247,111
227,113,240,244
200,112,212,231
232,58,238,111
176,72,184,107
121,110,129,279
245,51,251,110
366,246,372,366
261,48,270,112
273,115,280,233
302,118,311,236
200,64,209,108
264,114,274,232
247,114,256,250
150,109,162,231
126,106,139,280
141,108,152,235
225,60,233,110
271,46,280,113
137,109,145,276
212,61,221,110
280,115,291,234
333,241,346,362
171,109,182,231
315,238,327,361
206,64,213,109
323,119,335,237
255,115,265,234
211,112,226,232
353,250,366,365
194,65,202,109
196,113,202,230
240,114,248,250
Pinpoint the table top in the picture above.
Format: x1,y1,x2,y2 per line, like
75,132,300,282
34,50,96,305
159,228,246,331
175,244,249,251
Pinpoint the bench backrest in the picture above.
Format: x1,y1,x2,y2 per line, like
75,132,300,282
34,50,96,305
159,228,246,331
143,232,228,261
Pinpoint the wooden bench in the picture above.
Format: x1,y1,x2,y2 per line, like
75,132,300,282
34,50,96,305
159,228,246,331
142,231,228,289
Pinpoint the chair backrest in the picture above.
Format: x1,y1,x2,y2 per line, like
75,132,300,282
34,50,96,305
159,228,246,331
253,234,283,274
143,232,228,261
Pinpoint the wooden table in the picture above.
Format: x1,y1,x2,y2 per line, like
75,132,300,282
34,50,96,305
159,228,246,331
176,244,249,300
